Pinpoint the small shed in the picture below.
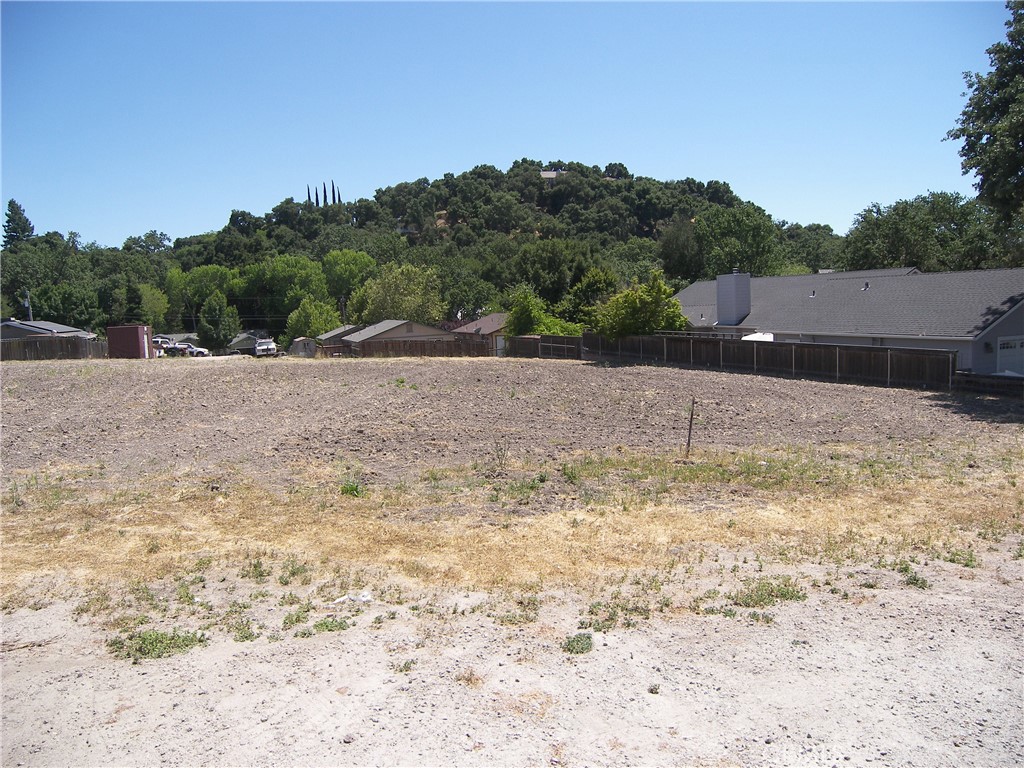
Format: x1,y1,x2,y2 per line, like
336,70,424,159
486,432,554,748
107,325,154,359
289,337,319,358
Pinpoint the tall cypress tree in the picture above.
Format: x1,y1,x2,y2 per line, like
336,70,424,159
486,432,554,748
4,200,34,248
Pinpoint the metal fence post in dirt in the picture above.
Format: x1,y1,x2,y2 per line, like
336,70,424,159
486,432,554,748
685,396,696,459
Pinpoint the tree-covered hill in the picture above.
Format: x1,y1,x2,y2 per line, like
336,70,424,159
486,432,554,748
2,159,1020,346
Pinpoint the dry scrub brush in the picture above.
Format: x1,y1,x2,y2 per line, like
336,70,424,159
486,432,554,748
3,437,1021,607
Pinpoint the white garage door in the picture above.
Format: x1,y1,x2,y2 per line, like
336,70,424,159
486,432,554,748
997,336,1024,374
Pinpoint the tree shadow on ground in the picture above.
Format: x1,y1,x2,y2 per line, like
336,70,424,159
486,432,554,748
922,391,1024,425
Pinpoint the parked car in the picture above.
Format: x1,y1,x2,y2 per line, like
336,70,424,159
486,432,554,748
170,341,209,357
253,339,278,357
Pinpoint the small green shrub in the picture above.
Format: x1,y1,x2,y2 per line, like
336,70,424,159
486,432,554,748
339,481,364,497
240,558,271,582
313,616,349,633
895,561,930,589
942,547,979,568
496,594,540,626
562,632,593,655
283,602,313,629
108,628,207,662
728,576,806,608
176,584,196,605
279,557,312,586
229,618,259,642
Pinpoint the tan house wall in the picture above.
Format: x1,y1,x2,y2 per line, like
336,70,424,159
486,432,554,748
372,323,454,342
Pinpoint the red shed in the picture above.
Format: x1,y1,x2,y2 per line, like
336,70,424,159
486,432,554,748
107,325,154,359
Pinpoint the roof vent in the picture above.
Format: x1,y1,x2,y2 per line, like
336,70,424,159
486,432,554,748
809,290,816,298
862,281,870,291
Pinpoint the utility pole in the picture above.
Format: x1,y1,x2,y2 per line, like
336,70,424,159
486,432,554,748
22,290,33,321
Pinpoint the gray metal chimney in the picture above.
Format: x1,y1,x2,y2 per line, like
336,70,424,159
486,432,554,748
716,270,751,326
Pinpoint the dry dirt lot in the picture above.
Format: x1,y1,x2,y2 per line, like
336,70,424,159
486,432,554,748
2,356,1022,767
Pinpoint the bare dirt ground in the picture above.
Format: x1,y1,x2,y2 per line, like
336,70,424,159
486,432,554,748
2,356,1022,767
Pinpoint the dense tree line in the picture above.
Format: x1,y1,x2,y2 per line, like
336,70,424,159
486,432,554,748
5,4,1022,346
3,150,1021,346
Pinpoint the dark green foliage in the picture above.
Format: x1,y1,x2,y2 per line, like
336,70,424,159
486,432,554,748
948,1,1024,227
349,262,444,325
33,282,104,330
590,272,687,340
505,283,581,336
284,296,341,345
4,157,1016,338
3,200,34,247
198,290,242,350
843,192,1019,271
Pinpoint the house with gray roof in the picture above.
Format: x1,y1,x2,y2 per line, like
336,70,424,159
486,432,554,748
318,320,455,356
316,324,361,345
0,319,96,340
451,312,508,355
342,320,454,346
673,268,1024,375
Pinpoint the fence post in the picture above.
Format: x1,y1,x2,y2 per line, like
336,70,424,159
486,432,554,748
690,338,693,365
685,396,696,459
791,344,795,378
663,336,667,362
836,346,840,382
887,350,891,387
753,343,757,374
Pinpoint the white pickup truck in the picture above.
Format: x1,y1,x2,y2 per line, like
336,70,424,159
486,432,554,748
253,339,278,357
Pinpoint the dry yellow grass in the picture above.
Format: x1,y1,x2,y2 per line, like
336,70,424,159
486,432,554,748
3,439,1020,603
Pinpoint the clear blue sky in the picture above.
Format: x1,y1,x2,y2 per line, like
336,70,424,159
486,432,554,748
1,1,1010,248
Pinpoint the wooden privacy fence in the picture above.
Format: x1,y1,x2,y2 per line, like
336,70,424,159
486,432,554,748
505,335,582,359
1,336,108,361
324,337,490,358
576,332,958,392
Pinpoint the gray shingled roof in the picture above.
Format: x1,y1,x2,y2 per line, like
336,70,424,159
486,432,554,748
316,324,358,342
340,319,409,344
452,313,508,336
674,268,1024,338
0,319,94,337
